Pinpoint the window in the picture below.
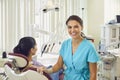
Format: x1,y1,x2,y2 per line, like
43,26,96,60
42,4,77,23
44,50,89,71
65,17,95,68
34,0,87,53
0,0,87,54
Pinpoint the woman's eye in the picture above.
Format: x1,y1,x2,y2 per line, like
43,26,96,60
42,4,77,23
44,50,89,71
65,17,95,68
74,25,78,28
67,26,72,29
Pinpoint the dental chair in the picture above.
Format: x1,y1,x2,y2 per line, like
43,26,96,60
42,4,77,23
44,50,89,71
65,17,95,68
4,53,52,80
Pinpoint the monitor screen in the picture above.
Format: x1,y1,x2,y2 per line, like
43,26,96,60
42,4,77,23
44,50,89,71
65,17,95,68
116,15,120,23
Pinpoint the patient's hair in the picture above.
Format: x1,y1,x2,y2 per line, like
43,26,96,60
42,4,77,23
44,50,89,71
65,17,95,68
13,37,36,57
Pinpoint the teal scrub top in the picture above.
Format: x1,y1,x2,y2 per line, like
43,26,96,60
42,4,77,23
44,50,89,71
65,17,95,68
59,38,100,80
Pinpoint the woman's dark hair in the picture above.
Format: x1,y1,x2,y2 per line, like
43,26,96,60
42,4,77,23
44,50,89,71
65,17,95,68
13,37,36,57
66,15,83,27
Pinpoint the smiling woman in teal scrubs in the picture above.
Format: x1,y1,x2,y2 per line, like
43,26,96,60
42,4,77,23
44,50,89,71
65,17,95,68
39,15,99,80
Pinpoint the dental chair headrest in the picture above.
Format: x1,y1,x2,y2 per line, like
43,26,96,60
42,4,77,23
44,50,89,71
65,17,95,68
8,53,29,68
4,53,52,80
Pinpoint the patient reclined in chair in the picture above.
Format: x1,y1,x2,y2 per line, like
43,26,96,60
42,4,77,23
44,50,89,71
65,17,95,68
4,53,52,80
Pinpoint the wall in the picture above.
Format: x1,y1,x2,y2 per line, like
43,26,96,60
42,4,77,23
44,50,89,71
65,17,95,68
87,0,120,47
87,0,104,47
104,0,120,23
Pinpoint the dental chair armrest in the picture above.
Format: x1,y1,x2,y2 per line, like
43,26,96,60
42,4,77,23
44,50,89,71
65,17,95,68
4,62,12,68
23,67,52,80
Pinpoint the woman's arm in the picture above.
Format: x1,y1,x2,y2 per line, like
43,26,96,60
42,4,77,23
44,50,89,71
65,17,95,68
52,55,64,72
89,63,97,80
37,55,64,74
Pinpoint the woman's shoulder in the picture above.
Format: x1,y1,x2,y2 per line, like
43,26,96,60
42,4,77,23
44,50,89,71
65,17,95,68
83,38,95,48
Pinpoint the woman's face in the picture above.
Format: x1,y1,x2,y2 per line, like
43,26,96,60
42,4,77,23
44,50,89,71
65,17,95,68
31,44,38,55
67,20,83,39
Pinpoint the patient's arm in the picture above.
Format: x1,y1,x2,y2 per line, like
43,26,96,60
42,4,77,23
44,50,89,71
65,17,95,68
22,65,52,80
32,59,44,66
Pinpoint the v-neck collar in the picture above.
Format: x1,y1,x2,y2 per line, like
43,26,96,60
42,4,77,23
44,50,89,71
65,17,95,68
70,38,85,56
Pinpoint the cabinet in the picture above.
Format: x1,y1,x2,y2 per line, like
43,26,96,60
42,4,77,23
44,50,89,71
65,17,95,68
101,24,120,47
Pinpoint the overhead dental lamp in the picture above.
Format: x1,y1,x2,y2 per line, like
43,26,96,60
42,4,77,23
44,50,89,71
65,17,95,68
42,0,59,13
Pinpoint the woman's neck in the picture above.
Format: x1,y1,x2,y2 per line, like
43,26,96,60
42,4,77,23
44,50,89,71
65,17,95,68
28,54,32,61
72,36,83,44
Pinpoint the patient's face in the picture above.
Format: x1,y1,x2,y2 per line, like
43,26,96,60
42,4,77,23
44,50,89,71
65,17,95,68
32,44,38,55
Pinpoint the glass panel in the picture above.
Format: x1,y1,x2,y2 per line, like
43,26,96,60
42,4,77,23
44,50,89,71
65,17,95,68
112,28,116,38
